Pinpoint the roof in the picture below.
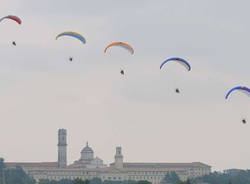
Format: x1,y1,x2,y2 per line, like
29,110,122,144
5,162,58,168
110,162,211,169
5,162,211,171
81,142,94,153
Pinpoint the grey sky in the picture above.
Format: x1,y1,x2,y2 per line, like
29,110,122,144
0,0,249,171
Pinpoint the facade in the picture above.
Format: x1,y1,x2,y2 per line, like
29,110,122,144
68,142,107,168
6,129,211,184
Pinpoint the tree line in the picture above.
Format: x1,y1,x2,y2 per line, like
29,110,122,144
161,170,250,184
2,158,250,184
38,178,151,184
0,158,35,184
193,170,250,184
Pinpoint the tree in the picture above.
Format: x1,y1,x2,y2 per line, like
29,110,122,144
0,158,5,184
5,166,35,184
0,158,5,170
59,179,73,184
122,180,138,184
103,181,122,184
175,181,183,184
90,178,102,184
38,179,51,184
184,179,191,184
161,172,180,184
137,181,151,184
73,178,86,184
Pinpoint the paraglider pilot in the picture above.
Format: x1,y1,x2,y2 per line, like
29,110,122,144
120,70,124,75
12,41,16,46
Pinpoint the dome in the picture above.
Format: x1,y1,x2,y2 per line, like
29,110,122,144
81,142,94,154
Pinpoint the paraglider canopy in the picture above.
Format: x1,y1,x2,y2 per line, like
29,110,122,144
56,31,86,45
104,42,134,55
160,57,191,71
0,15,22,25
225,86,250,99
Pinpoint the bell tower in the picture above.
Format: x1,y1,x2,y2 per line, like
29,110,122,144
58,129,67,168
114,146,123,168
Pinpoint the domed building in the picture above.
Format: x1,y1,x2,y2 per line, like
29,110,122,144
5,129,211,184
69,142,107,168
80,142,94,162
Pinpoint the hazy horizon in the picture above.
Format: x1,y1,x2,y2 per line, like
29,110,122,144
0,0,249,172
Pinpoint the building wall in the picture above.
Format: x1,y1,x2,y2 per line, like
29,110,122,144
26,166,211,184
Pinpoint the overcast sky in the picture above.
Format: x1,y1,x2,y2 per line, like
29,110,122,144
0,0,249,171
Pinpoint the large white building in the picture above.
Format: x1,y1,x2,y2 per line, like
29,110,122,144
6,129,211,184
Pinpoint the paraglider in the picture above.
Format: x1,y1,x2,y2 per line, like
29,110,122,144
104,42,134,76
56,32,85,62
225,86,250,99
160,57,191,94
1,16,21,46
56,31,86,45
160,57,191,71
104,42,134,55
225,86,249,125
0,15,22,25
